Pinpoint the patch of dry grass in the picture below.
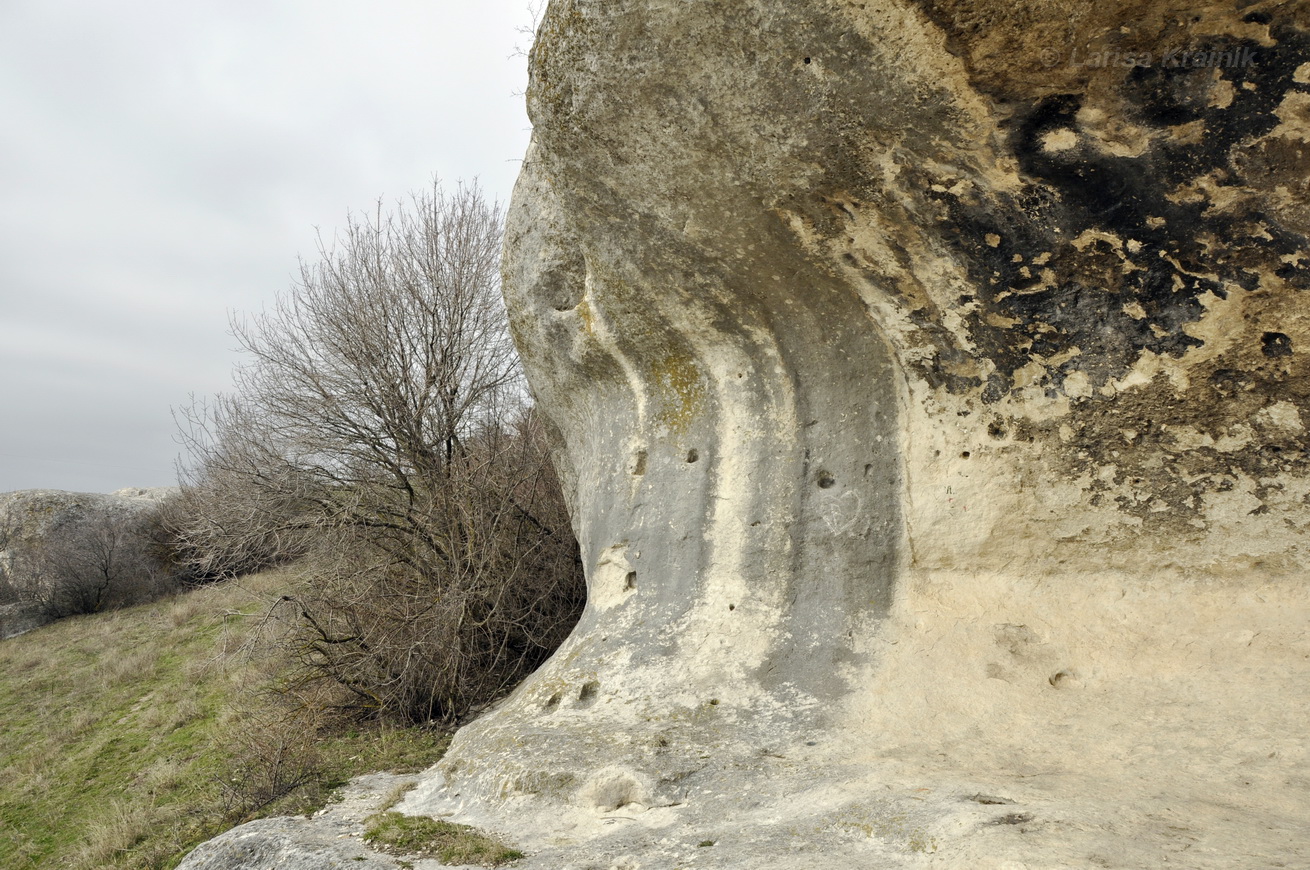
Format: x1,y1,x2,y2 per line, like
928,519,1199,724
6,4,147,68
364,813,523,867
0,568,452,869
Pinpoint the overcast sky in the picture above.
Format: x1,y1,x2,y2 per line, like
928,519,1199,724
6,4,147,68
0,0,537,494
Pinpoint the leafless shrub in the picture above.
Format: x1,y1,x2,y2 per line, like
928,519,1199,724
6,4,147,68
275,409,584,723
0,565,17,605
35,509,175,618
171,180,585,723
161,408,310,583
68,797,152,869
216,710,323,821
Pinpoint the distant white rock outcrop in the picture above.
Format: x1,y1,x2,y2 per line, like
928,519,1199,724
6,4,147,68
0,487,175,638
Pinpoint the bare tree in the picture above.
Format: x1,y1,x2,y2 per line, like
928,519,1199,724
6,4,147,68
0,563,17,605
164,397,312,583
170,180,585,723
241,181,515,482
37,510,167,618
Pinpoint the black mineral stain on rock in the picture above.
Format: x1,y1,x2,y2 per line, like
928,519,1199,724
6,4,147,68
917,23,1310,401
1262,332,1294,358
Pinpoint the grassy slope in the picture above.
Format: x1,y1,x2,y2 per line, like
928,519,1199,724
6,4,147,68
0,570,449,870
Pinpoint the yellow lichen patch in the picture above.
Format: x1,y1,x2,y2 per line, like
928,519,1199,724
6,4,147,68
650,353,707,433
1122,301,1147,320
576,297,595,336
1040,128,1078,153
1273,91,1310,143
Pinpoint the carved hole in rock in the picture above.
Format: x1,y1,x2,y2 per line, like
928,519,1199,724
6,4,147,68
624,571,637,591
803,56,811,64
632,450,647,475
544,692,562,712
578,680,599,706
961,451,971,459
1049,670,1079,688
990,813,1035,826
686,448,699,463
817,471,836,489
541,247,587,311
585,768,646,812
728,603,735,611
969,794,1017,805
543,268,584,311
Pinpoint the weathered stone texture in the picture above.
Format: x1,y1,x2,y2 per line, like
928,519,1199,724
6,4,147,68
430,0,1310,864
182,2,1310,867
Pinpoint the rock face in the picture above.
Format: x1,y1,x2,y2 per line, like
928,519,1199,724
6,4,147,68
417,0,1310,864
182,2,1310,867
175,774,439,870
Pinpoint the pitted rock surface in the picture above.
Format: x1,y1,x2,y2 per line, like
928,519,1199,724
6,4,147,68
185,1,1310,867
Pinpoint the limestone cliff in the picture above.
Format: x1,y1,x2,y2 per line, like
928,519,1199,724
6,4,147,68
424,0,1310,862
180,2,1310,867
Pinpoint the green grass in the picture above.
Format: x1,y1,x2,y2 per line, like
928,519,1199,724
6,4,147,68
0,571,450,870
364,812,524,866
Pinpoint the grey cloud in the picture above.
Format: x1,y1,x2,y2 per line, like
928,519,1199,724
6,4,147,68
0,0,533,492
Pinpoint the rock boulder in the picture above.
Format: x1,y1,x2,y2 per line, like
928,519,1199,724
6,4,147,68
183,1,1310,866
0,487,173,636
